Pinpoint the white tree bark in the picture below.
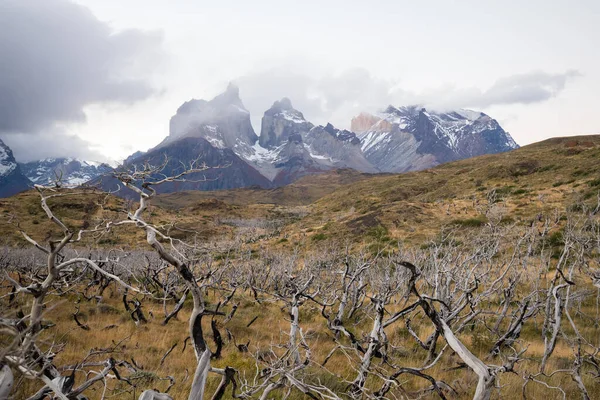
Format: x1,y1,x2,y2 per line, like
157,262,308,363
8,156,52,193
0,364,13,400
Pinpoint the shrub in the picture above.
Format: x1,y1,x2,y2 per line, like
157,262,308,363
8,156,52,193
367,225,390,241
587,178,600,187
537,164,557,173
572,169,590,177
96,304,120,315
512,188,529,195
450,216,487,227
312,233,327,241
495,186,514,197
509,160,540,177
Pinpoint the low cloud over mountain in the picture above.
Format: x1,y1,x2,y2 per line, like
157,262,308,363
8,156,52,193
235,67,580,132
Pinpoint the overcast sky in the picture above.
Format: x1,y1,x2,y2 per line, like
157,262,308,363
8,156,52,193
1,0,598,162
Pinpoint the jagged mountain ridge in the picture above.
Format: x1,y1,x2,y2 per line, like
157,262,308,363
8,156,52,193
123,87,382,193
122,86,517,194
249,98,377,184
1,85,519,198
98,136,271,195
20,158,113,187
353,106,518,172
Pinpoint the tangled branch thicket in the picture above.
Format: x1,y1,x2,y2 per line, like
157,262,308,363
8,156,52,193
1,162,600,400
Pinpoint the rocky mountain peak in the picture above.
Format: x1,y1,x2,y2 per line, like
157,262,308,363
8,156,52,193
166,84,257,153
259,98,312,148
0,139,18,177
271,97,293,110
320,123,360,145
351,112,386,134
211,82,244,109
264,98,306,120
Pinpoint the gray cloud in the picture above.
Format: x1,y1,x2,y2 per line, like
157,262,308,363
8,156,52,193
0,0,164,157
476,70,582,107
235,67,402,130
425,70,582,110
2,130,107,163
234,69,324,132
236,68,580,130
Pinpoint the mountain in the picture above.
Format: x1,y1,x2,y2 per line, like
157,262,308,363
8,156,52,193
124,151,145,165
117,86,517,195
20,158,113,187
112,84,271,195
101,136,271,196
249,97,321,184
303,123,377,173
165,83,257,156
122,88,377,194
237,97,377,185
0,87,519,199
352,106,518,172
0,139,31,197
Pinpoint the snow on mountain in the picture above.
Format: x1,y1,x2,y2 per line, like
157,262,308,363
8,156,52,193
20,158,113,187
0,142,17,176
352,106,518,173
303,123,378,173
243,99,379,183
118,87,519,195
165,83,258,157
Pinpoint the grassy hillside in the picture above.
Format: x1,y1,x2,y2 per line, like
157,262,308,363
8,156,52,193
282,135,600,247
1,135,599,252
154,168,376,208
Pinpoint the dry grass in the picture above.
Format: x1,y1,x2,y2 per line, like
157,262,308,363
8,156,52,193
4,270,600,399
280,135,600,248
2,136,600,398
2,136,600,254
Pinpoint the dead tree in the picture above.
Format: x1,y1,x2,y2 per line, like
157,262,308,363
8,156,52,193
111,159,237,400
1,185,144,399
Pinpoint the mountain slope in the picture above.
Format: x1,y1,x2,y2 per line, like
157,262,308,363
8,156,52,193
154,169,376,208
2,135,598,250
352,106,518,172
117,87,519,195
281,135,600,245
244,98,378,184
0,139,30,197
102,136,271,195
20,158,113,187
304,123,377,173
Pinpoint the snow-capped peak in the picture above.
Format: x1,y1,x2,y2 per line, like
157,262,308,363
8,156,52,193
19,157,113,187
0,140,18,176
265,98,307,124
